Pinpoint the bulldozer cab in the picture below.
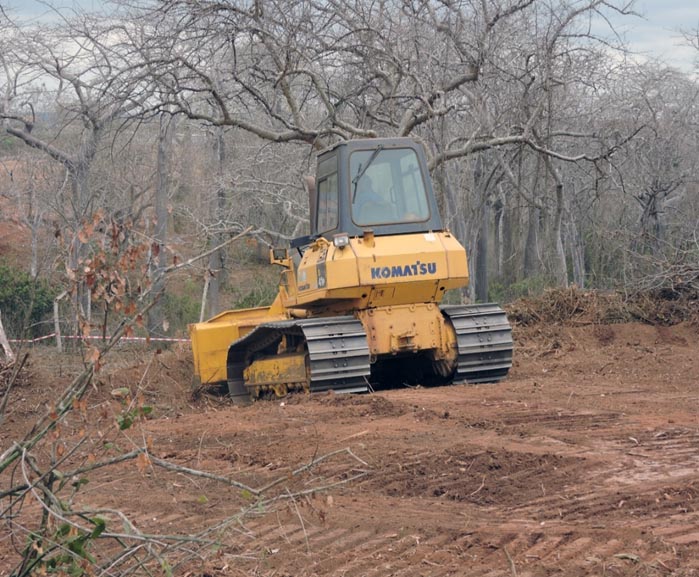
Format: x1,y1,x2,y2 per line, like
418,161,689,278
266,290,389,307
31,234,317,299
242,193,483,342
309,138,444,243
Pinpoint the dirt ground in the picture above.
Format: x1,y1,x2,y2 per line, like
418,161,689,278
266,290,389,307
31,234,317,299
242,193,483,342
2,297,699,576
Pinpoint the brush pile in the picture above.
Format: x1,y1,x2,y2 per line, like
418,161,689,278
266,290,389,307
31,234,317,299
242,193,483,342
507,286,699,327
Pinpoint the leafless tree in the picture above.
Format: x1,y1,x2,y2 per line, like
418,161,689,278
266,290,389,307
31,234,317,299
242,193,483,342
0,10,161,333
124,0,641,299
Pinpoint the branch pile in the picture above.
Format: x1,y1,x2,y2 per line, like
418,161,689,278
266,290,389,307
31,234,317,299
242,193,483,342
507,286,699,327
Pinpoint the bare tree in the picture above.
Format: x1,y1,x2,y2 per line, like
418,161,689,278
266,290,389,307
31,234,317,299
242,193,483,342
1,11,159,333
122,0,641,301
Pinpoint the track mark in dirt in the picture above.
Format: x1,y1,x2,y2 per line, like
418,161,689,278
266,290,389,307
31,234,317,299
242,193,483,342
494,409,623,431
363,445,583,508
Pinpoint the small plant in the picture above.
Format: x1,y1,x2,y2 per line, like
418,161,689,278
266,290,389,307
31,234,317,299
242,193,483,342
0,263,57,338
39,517,107,577
113,387,154,430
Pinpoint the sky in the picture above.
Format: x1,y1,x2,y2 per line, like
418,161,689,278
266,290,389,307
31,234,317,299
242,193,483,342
605,0,699,72
3,0,107,18
3,0,699,72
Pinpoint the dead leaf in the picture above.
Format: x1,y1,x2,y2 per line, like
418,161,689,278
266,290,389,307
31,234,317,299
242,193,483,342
72,398,88,416
86,346,100,365
80,319,91,338
136,452,151,474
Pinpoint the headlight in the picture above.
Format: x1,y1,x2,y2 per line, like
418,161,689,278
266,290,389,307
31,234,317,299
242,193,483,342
333,233,350,249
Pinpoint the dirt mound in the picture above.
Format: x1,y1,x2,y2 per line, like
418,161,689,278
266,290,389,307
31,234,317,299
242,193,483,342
293,391,408,418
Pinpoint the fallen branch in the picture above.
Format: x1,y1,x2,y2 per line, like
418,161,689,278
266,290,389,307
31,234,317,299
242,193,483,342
257,446,369,493
2,435,371,577
150,455,258,494
504,546,518,577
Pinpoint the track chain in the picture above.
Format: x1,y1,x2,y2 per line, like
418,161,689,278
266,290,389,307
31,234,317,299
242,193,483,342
227,316,370,400
441,303,513,384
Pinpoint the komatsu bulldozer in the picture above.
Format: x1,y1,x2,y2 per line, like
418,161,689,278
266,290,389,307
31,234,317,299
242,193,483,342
189,137,513,401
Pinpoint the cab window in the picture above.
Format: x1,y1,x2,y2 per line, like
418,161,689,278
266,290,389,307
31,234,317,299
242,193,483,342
350,148,430,226
317,174,338,232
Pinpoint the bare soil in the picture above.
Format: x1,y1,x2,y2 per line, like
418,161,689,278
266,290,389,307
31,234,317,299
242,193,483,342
2,303,699,576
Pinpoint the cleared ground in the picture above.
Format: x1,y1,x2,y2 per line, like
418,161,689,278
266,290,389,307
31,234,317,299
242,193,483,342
2,302,699,576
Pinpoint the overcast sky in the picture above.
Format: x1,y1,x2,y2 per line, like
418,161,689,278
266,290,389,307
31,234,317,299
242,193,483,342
607,0,699,72
4,0,699,72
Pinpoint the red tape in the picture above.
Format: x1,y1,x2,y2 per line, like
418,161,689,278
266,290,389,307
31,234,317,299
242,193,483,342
9,333,190,344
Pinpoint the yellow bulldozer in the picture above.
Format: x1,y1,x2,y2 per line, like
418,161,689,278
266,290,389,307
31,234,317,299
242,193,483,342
189,137,513,401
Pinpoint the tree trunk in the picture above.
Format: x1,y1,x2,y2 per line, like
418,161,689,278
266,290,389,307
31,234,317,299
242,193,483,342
501,198,517,286
205,128,227,318
475,200,489,302
437,164,471,301
53,291,67,352
199,272,211,323
439,164,468,246
147,113,174,337
70,167,92,331
492,196,503,280
473,154,489,302
566,217,586,288
543,154,568,288
552,183,568,287
0,310,15,363
523,204,540,278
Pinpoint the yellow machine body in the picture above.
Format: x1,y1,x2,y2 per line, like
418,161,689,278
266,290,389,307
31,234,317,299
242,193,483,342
188,137,512,399
189,230,467,387
279,231,468,311
189,297,287,387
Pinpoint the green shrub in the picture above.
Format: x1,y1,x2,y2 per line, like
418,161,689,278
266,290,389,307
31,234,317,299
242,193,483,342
161,284,201,333
232,282,279,309
489,275,555,304
0,264,57,338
